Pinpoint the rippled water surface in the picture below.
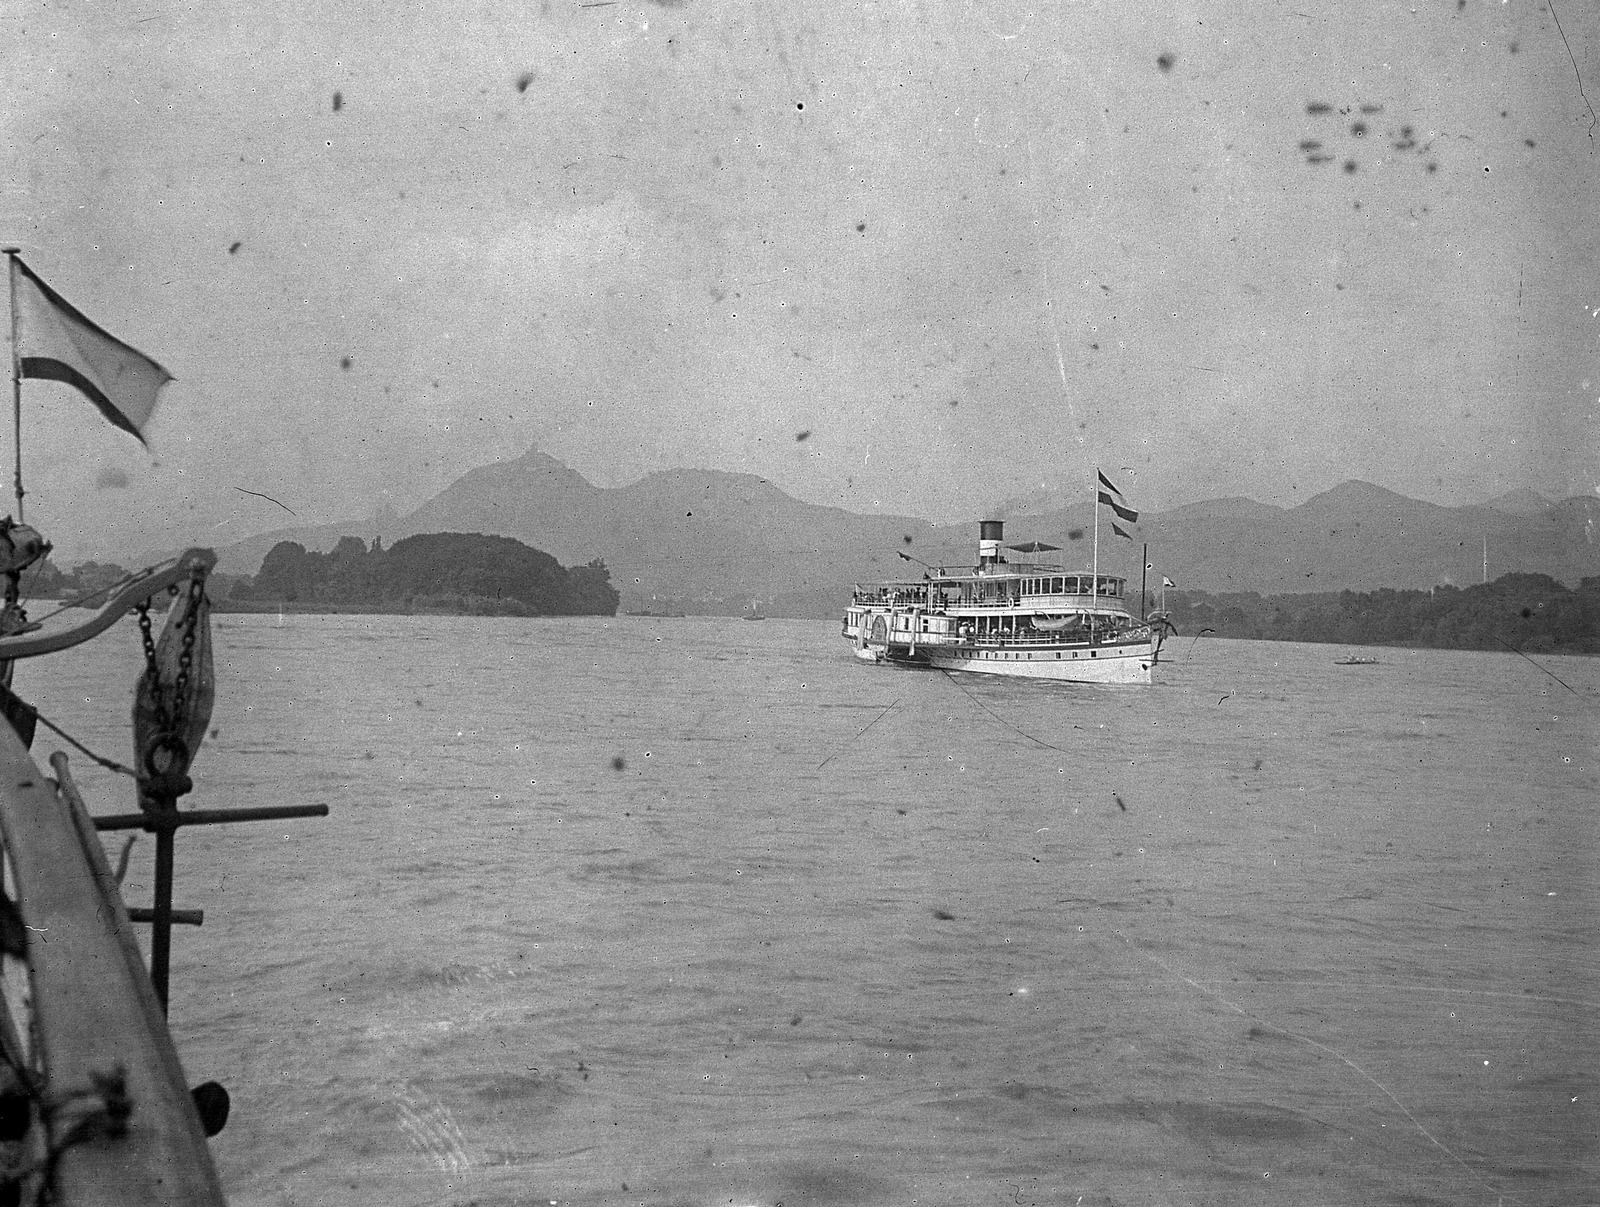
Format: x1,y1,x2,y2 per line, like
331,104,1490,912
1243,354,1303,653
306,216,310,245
19,614,1599,1206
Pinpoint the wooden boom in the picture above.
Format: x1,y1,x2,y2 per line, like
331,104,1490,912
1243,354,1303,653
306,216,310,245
0,549,216,662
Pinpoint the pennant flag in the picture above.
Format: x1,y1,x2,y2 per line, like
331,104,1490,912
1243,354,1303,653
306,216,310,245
1097,490,1139,523
1097,469,1123,497
1111,522,1133,540
10,256,173,443
1162,576,1176,587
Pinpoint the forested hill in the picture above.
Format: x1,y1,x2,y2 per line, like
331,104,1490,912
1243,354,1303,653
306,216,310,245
228,533,620,616
1161,573,1599,655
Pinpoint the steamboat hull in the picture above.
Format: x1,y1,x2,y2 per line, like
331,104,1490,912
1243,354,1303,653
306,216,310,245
850,629,1156,684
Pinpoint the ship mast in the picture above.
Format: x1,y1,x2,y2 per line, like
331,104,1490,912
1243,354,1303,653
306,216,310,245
3,248,21,522
1091,467,1100,611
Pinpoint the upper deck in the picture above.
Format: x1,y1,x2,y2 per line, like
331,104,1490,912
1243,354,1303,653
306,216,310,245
851,564,1130,613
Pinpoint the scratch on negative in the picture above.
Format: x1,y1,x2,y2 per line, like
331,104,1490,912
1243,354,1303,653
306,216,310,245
1022,135,1083,447
1549,1,1598,143
817,698,899,769
233,485,298,516
1109,928,1510,1198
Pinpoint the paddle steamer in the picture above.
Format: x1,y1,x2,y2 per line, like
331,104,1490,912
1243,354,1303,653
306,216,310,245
842,516,1171,685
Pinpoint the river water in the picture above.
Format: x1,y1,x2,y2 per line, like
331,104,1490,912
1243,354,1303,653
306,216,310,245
17,614,1598,1206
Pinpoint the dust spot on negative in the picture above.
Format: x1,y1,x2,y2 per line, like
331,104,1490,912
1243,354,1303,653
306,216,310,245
1359,104,1382,115
517,72,534,92
796,430,811,442
1306,101,1333,115
855,222,867,232
903,534,913,544
340,355,354,370
1298,139,1322,151
1343,159,1358,174
932,909,956,921
227,241,242,254
1524,138,1536,148
1067,529,1084,541
1156,53,1175,72
1350,121,1367,137
332,91,343,112
611,756,626,771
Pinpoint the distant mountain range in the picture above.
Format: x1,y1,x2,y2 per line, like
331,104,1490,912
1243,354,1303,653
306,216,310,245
207,451,1600,617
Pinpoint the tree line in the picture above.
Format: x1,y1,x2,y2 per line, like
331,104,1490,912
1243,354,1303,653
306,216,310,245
1157,573,1599,655
229,533,620,616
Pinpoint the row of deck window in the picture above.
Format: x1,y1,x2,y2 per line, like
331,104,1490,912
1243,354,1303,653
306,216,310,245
1020,575,1121,597
852,575,1123,607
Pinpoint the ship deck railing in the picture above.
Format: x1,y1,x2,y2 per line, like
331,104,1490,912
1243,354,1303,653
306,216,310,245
849,591,1129,611
870,623,1151,647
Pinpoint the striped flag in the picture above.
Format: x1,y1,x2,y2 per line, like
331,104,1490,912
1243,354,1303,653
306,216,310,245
1098,490,1138,523
9,255,173,442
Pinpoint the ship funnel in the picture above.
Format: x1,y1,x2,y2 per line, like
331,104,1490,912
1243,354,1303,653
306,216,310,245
978,519,1005,569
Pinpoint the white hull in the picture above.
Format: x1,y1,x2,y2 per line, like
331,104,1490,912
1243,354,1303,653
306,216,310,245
925,640,1154,684
848,634,1154,684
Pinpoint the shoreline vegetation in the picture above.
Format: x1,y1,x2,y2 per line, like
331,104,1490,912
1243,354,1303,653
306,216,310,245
225,533,622,616
26,539,1596,653
1157,573,1599,656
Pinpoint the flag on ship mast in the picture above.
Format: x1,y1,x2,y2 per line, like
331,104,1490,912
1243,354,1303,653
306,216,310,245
1097,490,1138,524
1095,470,1139,523
7,253,173,443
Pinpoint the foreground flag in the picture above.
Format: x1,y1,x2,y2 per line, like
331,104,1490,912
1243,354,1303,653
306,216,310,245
1162,576,1176,587
9,255,173,442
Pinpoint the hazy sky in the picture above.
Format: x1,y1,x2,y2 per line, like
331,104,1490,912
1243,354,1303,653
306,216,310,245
5,0,1598,558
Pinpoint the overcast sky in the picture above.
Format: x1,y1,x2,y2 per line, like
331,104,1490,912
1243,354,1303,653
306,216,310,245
5,0,1598,559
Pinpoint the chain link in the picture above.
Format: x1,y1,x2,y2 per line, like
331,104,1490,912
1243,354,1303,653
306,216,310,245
172,573,203,724
135,598,164,730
